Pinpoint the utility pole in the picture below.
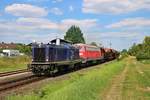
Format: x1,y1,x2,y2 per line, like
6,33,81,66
99,43,102,47
109,42,112,48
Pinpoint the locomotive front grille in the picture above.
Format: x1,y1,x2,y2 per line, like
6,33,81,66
33,48,46,62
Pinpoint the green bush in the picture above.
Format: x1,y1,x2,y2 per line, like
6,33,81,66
136,51,150,60
16,44,31,55
118,49,128,60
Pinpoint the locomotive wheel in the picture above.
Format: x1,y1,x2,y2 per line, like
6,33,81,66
32,68,42,76
45,65,58,76
74,63,80,71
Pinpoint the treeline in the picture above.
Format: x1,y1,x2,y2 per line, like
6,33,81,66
0,43,31,55
15,44,31,55
122,36,150,60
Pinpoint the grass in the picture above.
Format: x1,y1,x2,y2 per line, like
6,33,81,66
6,57,150,100
0,56,30,72
7,59,126,100
122,58,150,100
139,59,150,64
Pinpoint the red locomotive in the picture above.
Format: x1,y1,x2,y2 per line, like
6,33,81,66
75,44,119,65
75,43,105,64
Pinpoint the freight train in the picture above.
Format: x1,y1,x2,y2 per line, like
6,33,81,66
28,38,119,76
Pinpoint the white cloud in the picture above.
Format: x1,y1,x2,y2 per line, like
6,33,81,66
0,18,98,38
69,5,74,12
82,0,150,14
0,18,99,44
0,18,98,33
106,17,150,28
86,32,138,42
100,32,138,38
27,0,50,2
0,31,60,43
59,19,98,32
17,17,58,29
5,4,48,17
52,0,63,3
0,18,58,34
0,18,60,43
49,7,63,15
17,33,61,43
85,31,143,50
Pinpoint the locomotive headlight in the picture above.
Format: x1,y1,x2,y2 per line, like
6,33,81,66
39,44,41,47
46,58,48,61
32,59,33,61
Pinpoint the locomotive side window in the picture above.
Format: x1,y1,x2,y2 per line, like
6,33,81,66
86,47,100,51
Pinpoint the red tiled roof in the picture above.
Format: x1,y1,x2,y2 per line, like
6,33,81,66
0,43,17,49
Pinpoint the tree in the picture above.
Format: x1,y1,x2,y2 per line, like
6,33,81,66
128,36,150,60
0,48,2,53
144,36,150,45
16,44,31,55
128,43,138,56
90,42,98,46
121,49,128,54
64,25,85,44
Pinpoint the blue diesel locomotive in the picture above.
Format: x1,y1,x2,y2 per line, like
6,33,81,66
28,38,81,75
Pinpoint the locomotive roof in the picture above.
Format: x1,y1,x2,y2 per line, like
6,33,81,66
50,38,72,44
75,43,100,48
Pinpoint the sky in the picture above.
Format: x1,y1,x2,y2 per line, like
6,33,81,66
0,0,150,50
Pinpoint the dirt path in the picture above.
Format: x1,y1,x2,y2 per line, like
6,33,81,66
101,59,129,100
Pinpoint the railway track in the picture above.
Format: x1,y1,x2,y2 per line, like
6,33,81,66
0,69,46,92
0,60,114,93
0,69,29,77
0,74,46,92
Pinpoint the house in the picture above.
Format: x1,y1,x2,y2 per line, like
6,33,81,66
0,42,17,49
2,49,20,56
